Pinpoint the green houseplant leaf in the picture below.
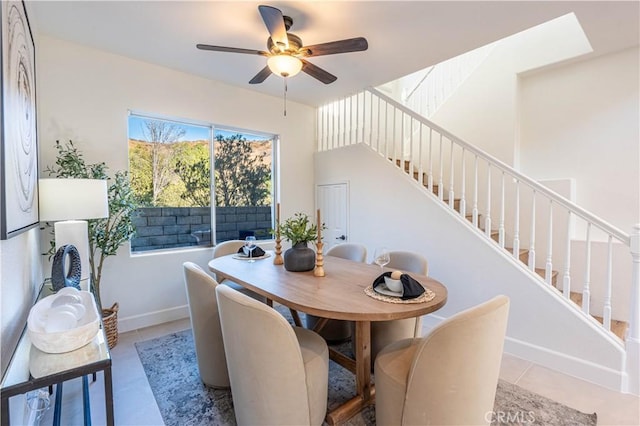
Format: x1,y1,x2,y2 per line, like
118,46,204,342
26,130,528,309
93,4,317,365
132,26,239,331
279,212,320,246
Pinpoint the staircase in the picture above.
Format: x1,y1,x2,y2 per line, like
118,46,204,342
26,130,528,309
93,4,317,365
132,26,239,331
397,158,627,340
317,87,640,393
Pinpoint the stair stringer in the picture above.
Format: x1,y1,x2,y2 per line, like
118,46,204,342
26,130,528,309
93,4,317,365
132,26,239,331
315,143,627,391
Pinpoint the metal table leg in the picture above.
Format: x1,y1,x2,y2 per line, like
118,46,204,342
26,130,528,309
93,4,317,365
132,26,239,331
82,376,91,426
53,383,63,426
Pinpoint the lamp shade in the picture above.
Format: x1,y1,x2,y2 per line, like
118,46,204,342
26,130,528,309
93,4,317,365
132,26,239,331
267,54,303,77
39,179,109,221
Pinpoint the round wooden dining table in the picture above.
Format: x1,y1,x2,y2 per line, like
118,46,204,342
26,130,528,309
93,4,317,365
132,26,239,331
208,253,447,425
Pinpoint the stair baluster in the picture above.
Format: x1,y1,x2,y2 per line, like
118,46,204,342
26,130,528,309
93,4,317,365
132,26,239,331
460,149,466,218
545,201,554,285
428,128,434,193
449,140,455,210
438,134,444,201
514,180,521,259
485,163,492,238
529,191,536,272
604,236,613,331
499,172,506,248
583,223,592,315
472,155,479,228
562,212,572,300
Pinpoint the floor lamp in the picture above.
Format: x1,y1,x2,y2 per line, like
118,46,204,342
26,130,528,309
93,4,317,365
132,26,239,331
39,178,109,291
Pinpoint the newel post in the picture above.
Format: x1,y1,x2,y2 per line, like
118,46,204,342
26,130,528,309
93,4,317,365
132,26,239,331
626,224,640,394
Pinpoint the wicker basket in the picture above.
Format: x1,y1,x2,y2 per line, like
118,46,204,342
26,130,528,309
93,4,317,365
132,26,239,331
102,302,119,349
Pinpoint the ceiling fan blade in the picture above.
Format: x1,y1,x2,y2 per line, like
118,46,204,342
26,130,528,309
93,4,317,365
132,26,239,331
249,66,273,84
300,59,337,84
258,5,289,51
196,44,268,56
300,37,368,57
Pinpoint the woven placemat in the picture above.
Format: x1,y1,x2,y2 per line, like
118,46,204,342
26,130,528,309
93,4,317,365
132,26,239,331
364,285,436,304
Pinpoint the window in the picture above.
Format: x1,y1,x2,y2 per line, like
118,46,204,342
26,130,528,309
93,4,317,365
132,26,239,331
128,112,276,253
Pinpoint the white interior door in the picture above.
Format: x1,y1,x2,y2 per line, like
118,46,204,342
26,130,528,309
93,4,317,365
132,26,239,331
316,183,349,250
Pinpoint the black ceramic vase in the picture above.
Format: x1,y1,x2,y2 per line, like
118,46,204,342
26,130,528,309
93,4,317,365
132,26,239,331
283,242,316,272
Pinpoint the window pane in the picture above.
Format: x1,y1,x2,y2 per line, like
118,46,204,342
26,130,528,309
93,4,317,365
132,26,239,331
128,114,213,252
213,130,273,243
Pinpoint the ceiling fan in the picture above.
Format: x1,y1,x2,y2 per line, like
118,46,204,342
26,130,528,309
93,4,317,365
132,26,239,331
196,4,368,85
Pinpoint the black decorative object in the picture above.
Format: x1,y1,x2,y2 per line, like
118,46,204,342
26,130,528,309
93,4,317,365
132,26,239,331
51,244,81,291
283,242,316,272
372,271,426,300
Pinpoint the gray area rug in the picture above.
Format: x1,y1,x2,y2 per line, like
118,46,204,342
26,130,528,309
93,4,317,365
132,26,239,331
136,309,597,426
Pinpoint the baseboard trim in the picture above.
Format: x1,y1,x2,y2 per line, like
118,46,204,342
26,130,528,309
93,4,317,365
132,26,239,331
118,305,189,333
504,336,626,393
421,313,627,393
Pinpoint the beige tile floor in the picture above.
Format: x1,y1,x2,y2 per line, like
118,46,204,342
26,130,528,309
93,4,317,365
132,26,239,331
10,318,640,425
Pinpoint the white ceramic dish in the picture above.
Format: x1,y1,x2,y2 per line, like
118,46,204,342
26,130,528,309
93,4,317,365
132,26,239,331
232,252,272,261
27,289,100,354
384,277,403,293
374,283,403,298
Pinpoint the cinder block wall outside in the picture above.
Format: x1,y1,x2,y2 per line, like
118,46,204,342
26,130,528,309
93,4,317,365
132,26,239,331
131,206,272,252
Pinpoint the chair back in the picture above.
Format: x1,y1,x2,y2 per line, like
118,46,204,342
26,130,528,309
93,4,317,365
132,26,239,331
182,262,229,388
212,240,245,258
387,250,428,275
403,295,510,425
215,285,312,425
326,243,367,262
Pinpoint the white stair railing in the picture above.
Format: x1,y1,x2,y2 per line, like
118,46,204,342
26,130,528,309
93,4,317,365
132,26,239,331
397,41,496,118
317,87,637,352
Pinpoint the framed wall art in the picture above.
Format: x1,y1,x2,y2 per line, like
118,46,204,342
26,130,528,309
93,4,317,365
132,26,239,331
0,0,38,239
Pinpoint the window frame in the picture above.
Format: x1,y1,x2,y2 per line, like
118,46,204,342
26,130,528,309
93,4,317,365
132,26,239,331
127,110,279,254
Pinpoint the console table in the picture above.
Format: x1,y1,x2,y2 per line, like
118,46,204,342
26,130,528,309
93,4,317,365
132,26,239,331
0,285,114,426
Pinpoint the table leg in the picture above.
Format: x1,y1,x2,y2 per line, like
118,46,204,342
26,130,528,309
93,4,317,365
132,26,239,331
104,366,114,426
53,383,63,426
82,376,91,426
325,320,374,425
289,309,303,327
354,321,372,403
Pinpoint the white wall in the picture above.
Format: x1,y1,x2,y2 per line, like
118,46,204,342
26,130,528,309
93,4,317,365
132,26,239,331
34,36,316,331
428,13,592,166
316,143,626,390
520,47,640,233
0,229,43,373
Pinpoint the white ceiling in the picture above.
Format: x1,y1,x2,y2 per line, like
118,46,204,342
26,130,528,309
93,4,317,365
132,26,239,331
29,1,639,107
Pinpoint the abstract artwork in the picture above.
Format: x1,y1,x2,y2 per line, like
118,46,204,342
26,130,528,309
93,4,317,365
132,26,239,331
0,1,38,239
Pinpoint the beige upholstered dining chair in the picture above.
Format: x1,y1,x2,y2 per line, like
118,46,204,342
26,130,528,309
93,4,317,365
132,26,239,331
182,262,229,388
370,250,429,363
216,285,329,426
212,239,267,303
306,243,368,343
375,295,510,426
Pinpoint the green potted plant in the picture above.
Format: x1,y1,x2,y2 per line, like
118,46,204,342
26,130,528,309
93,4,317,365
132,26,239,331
279,212,320,272
44,140,137,348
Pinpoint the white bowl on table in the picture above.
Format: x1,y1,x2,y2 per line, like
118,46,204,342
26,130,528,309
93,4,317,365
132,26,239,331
384,277,403,293
27,288,100,354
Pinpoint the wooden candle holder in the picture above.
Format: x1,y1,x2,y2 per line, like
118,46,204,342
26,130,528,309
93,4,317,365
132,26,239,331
314,241,325,277
273,235,284,265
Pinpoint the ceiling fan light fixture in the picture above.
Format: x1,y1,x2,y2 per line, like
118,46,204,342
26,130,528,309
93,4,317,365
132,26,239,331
267,54,302,78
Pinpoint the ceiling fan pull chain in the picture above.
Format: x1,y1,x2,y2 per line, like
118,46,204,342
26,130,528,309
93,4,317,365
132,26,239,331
283,76,288,117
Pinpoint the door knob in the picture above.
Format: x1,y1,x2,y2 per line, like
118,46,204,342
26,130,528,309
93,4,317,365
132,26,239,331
336,235,346,240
